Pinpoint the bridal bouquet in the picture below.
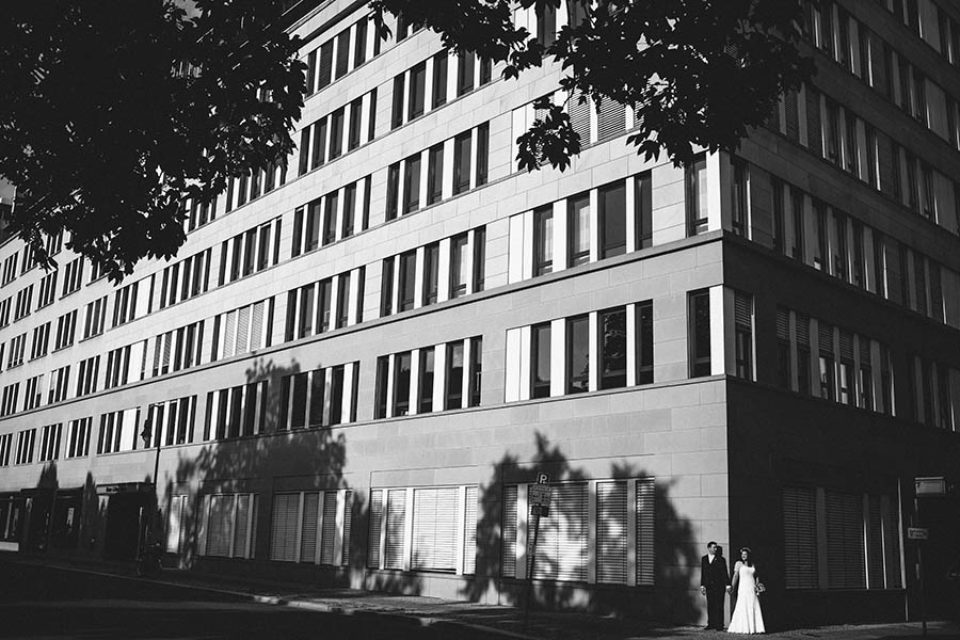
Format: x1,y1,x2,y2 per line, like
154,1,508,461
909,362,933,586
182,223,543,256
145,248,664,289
755,581,766,595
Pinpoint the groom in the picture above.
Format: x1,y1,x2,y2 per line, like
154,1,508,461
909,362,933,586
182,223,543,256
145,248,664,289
699,541,731,630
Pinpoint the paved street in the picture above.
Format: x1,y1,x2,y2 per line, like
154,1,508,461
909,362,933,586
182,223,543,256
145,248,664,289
0,555,957,640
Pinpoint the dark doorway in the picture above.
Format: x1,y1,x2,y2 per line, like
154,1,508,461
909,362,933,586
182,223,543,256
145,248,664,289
103,494,143,560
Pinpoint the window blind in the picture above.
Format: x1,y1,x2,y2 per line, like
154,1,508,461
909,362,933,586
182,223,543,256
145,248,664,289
385,489,407,569
367,490,383,568
270,493,300,562
412,487,459,571
569,90,592,146
825,490,866,588
776,308,790,341
233,494,251,558
300,492,319,563
734,293,752,328
636,479,655,585
501,486,518,578
320,491,339,565
596,100,625,142
463,486,478,575
533,482,588,582
866,495,884,589
783,486,818,589
207,495,235,557
597,481,628,584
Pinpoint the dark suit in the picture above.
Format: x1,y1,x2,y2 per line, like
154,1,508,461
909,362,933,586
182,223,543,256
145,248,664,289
701,553,731,630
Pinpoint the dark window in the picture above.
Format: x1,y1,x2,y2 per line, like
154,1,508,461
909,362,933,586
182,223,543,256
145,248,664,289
814,201,828,271
636,301,653,384
449,233,468,298
772,178,784,253
284,290,297,342
685,155,708,236
380,257,395,317
473,227,486,293
791,187,805,260
419,348,435,413
298,129,310,176
323,192,338,246
599,181,626,258
689,291,711,377
531,322,551,398
329,365,345,425
317,41,333,90
312,118,328,169
305,49,317,94
354,19,368,66
408,62,426,120
310,368,325,426
305,199,321,252
298,285,315,339
391,74,405,129
457,53,474,96
422,242,439,306
403,153,421,213
469,336,482,407
479,58,492,86
317,278,332,333
453,131,472,195
394,352,412,416
476,122,489,186
432,52,448,108
445,342,464,409
386,162,400,221
329,108,344,159
599,307,627,389
398,251,416,312
427,144,444,205
348,97,363,150
536,2,557,47
534,205,554,276
375,356,389,419
291,373,308,429
335,30,350,79
734,293,753,380
342,182,356,239
635,171,653,250
335,272,350,329
566,315,590,394
567,192,590,267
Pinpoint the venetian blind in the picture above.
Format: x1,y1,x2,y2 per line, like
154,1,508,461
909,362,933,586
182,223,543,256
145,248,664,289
384,489,407,570
412,487,459,571
501,486,518,578
206,495,235,557
783,486,818,589
367,490,383,568
233,494,251,558
320,491,339,565
636,479,655,585
270,493,300,562
825,490,866,588
463,486,478,575
300,492,319,563
597,481,628,584
533,483,588,582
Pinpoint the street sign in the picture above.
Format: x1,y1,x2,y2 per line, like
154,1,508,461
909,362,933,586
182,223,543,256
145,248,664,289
907,527,929,540
915,477,946,497
529,483,552,508
537,473,549,484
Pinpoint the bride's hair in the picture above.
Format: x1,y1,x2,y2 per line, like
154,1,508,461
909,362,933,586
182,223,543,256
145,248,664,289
739,547,753,566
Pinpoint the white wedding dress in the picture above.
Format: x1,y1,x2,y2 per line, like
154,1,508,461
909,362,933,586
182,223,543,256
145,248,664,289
728,562,765,634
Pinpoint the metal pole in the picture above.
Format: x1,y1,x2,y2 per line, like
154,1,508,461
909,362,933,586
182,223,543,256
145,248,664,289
523,509,541,633
915,495,926,638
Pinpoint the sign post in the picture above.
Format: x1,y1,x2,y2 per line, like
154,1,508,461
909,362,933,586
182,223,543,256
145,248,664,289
523,474,552,633
912,476,944,638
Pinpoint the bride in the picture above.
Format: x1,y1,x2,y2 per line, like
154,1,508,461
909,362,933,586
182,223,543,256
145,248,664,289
728,547,765,634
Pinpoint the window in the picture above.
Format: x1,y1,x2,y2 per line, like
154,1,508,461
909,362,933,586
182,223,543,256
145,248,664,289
398,250,416,312
449,233,469,298
818,322,836,401
419,347,435,413
317,41,333,90
453,131,472,195
23,375,43,411
403,154,421,213
37,271,57,309
30,322,51,360
422,242,439,306
329,108,344,160
501,478,654,585
858,336,874,411
533,206,554,276
15,429,36,465
432,52,448,108
531,322,552,399
567,192,590,267
635,171,653,250
566,315,589,393
688,291,711,377
445,342,464,409
202,493,257,559
65,418,91,459
48,365,71,404
797,313,812,395
61,258,83,297
599,182,626,258
386,162,400,221
476,122,489,187
391,74,405,130
83,296,108,339
457,52,474,96
685,156,708,236
408,62,426,119
734,292,753,380
814,201,828,271
348,97,363,150
269,491,352,565
838,331,854,405
394,351,412,416
427,143,444,205
776,307,791,390
367,485,477,574
335,30,350,79
791,187,805,260
76,355,100,397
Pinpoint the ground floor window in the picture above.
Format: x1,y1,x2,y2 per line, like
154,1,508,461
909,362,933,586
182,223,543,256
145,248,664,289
269,490,352,565
0,496,22,542
782,485,902,590
198,493,257,559
501,478,655,585
367,485,478,574
166,495,188,553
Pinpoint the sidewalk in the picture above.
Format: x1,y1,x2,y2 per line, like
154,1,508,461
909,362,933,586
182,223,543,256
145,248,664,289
6,552,958,640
